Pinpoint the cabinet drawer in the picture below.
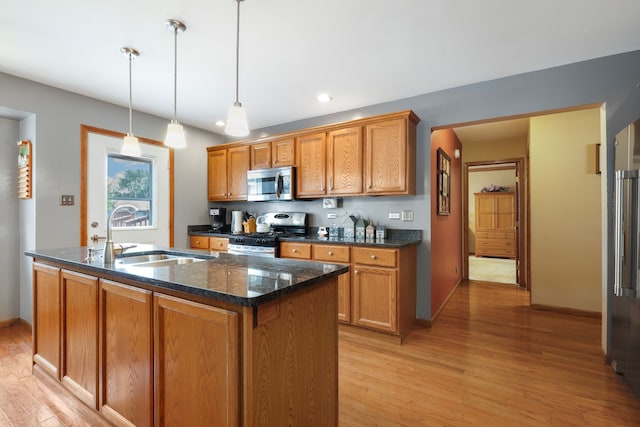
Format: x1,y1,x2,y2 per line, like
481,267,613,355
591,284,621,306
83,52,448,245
477,238,514,248
210,237,228,252
190,236,209,249
280,242,311,259
352,247,396,268
476,231,493,239
493,231,515,239
312,245,350,263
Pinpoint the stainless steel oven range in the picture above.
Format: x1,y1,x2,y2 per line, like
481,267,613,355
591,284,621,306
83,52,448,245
227,212,307,258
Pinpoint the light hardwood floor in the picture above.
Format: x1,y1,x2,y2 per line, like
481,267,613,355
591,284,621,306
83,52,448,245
1,281,639,426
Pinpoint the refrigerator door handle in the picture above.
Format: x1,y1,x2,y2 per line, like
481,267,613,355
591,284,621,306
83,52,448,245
615,170,640,297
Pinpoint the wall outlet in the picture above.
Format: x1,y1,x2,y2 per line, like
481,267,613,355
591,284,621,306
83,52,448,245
327,213,336,219
388,212,401,220
60,195,74,206
402,210,414,221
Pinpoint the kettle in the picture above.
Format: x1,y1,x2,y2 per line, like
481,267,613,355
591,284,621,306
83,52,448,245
231,211,244,234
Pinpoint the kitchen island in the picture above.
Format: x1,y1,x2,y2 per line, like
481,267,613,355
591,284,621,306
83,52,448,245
26,245,347,427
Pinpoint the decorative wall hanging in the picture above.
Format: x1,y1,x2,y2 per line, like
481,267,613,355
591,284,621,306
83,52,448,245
437,148,450,215
17,139,32,199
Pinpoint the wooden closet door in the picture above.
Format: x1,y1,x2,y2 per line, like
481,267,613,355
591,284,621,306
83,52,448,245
495,193,515,231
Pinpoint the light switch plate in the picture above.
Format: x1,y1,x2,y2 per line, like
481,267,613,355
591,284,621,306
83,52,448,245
327,213,336,219
402,210,414,221
389,212,401,220
60,195,74,206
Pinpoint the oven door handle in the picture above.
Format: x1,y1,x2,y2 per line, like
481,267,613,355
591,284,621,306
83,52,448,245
275,171,281,199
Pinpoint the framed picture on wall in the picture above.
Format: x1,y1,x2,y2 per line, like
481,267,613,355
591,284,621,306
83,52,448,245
437,148,450,215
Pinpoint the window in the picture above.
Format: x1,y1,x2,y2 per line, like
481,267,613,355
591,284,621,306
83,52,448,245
107,154,154,229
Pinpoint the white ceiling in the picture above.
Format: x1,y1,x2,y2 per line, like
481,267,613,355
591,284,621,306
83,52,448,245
2,0,640,134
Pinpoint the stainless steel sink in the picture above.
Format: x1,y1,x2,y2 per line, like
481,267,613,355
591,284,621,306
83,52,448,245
115,253,206,268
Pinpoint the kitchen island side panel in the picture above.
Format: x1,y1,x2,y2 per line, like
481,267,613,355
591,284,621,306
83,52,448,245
244,277,338,427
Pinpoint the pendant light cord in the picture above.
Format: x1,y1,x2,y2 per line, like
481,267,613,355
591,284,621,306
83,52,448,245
234,0,241,105
173,26,178,120
128,52,133,134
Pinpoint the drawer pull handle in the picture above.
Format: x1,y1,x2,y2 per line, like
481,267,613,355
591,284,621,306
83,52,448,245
370,255,377,260
328,251,333,255
292,249,298,253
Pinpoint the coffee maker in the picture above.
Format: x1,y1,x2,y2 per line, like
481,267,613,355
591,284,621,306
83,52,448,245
209,207,227,232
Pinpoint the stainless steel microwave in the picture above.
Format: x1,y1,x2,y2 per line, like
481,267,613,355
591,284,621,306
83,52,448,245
247,166,295,202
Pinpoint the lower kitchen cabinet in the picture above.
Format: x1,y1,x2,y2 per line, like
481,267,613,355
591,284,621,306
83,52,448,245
312,244,351,323
33,262,62,379
351,246,416,339
31,260,338,426
154,294,239,426
61,270,99,409
99,279,153,427
353,264,397,333
189,235,228,252
281,242,417,339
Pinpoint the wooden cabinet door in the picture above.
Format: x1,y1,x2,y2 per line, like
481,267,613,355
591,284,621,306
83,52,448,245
227,145,249,200
154,294,239,427
250,142,272,170
475,194,495,230
271,137,295,167
352,265,397,334
337,272,351,323
495,193,515,232
327,127,363,195
61,270,99,409
364,118,408,194
99,279,153,427
296,132,326,197
208,148,228,201
33,262,61,379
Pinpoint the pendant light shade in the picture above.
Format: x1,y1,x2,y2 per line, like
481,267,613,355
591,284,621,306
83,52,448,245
165,19,187,148
225,0,249,137
121,47,141,156
225,102,249,137
122,133,141,156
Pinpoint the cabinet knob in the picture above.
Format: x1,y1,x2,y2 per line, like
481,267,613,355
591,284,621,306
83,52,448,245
328,251,333,256
370,255,377,260
292,249,298,253
355,270,359,275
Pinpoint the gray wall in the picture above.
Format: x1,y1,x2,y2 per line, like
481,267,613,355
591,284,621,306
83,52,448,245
0,118,20,321
0,72,225,324
4,50,640,355
232,51,640,344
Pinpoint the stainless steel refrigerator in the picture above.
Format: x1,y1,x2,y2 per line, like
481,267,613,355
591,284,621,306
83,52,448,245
612,119,640,397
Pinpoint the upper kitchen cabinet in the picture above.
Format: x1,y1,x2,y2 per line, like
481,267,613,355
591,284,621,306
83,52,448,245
250,137,295,170
296,132,327,197
364,111,419,195
271,137,295,167
327,126,363,195
250,142,271,170
207,145,250,201
206,110,419,200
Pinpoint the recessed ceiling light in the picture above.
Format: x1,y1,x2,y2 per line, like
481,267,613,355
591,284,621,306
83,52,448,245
316,93,332,103
215,120,225,127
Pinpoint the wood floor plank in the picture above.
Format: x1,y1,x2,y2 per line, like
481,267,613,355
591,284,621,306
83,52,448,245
1,281,639,426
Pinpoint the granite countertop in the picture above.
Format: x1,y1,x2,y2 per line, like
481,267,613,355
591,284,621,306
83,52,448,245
25,245,348,307
188,225,422,248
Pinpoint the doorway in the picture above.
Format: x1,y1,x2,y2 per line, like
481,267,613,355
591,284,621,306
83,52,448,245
465,161,525,288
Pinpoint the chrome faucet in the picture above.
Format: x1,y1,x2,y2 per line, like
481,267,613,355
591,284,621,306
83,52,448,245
103,204,137,264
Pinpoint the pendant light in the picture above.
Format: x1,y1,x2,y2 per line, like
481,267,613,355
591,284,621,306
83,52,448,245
120,47,141,157
225,0,249,137
164,19,187,148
